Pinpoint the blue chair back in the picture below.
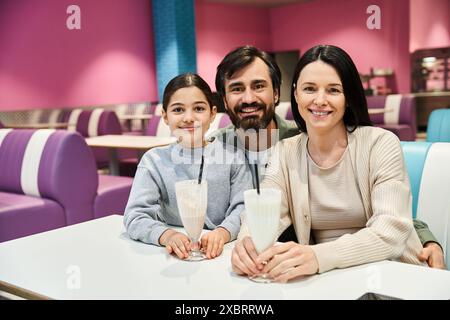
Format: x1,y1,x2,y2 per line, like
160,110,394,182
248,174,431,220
401,142,432,218
401,142,450,268
427,109,450,142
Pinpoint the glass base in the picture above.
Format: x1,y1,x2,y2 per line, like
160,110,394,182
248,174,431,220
185,249,207,262
249,273,274,283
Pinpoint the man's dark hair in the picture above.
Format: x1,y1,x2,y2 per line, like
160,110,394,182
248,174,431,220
215,45,282,106
291,45,372,132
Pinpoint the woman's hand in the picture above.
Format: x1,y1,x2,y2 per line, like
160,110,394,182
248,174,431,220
159,229,191,259
200,227,230,259
258,241,319,283
231,236,264,276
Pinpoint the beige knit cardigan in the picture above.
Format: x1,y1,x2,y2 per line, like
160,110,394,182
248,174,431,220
238,126,424,273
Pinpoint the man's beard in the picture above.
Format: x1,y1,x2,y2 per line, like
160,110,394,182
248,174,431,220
229,102,275,131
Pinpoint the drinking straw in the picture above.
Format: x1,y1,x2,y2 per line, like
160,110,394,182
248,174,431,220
197,154,205,184
254,163,260,195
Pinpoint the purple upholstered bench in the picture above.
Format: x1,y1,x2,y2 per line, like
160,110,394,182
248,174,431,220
0,129,97,242
28,108,72,125
115,102,152,134
145,115,171,137
366,94,417,141
67,108,136,168
0,129,132,242
95,175,133,219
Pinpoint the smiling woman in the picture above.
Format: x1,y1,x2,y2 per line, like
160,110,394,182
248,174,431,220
231,45,427,282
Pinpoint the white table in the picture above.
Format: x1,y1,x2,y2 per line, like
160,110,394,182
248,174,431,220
0,215,449,300
85,135,176,175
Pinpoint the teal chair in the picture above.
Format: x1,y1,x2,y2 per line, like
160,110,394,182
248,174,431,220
401,142,450,268
427,109,450,142
401,142,432,218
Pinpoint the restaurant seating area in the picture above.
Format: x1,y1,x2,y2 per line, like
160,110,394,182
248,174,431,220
0,129,132,242
0,0,449,301
0,99,237,243
366,94,417,141
0,102,448,244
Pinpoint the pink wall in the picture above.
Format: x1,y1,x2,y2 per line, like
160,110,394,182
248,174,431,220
0,0,157,111
195,0,271,90
270,0,411,93
410,0,450,52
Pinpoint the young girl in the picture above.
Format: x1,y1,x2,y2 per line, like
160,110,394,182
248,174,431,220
124,73,252,260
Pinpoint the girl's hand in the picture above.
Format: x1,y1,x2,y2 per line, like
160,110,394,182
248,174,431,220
200,227,230,259
258,242,319,283
159,230,191,259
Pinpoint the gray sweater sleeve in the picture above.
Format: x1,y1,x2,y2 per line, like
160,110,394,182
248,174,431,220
123,164,169,246
217,162,252,241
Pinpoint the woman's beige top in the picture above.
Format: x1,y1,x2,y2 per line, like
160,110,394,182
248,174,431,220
239,126,423,273
308,148,367,244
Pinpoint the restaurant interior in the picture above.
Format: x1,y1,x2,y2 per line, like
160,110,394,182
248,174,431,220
0,0,449,300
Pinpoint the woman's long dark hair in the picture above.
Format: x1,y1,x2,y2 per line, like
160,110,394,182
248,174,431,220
290,45,372,133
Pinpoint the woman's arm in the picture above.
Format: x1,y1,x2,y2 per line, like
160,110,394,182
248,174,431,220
259,132,421,281
311,132,421,273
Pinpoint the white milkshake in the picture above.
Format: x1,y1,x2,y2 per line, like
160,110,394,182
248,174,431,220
244,188,281,253
244,188,281,283
175,180,208,261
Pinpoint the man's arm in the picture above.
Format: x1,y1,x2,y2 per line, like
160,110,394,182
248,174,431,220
414,219,446,269
414,219,440,245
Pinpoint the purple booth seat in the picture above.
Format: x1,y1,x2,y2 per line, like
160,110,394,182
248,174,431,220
95,175,132,219
119,114,173,176
0,129,133,242
57,109,73,123
28,108,70,125
145,115,171,137
120,115,171,176
0,192,65,242
366,94,417,141
0,129,98,242
67,108,136,168
118,102,152,134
